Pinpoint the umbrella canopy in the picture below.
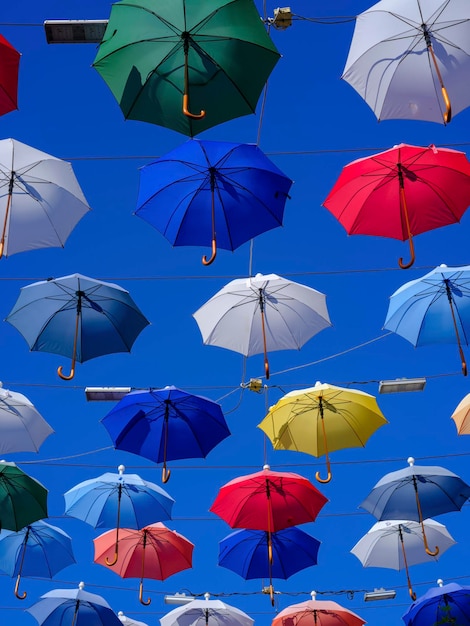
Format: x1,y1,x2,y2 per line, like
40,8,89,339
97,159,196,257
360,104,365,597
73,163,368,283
271,592,366,626
64,465,174,565
359,457,470,556
92,0,280,137
0,461,48,531
342,0,470,124
402,580,470,626
135,139,293,265
101,386,231,482
94,522,194,605
26,581,122,626
383,263,470,375
351,519,456,600
0,138,90,258
322,143,470,268
5,273,149,380
193,273,331,379
258,381,387,483
160,595,254,626
219,526,320,579
0,520,76,600
0,384,54,454
0,35,20,116
451,392,470,434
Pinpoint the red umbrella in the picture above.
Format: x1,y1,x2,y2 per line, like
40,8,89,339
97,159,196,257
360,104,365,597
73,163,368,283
323,143,470,269
0,34,20,116
93,522,193,606
210,464,327,603
271,592,366,626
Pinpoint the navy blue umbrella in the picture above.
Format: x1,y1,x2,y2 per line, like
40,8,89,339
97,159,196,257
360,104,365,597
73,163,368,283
135,139,293,265
101,386,231,483
360,457,470,556
402,580,470,626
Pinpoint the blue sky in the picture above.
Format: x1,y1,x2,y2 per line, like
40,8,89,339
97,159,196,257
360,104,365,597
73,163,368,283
2,1,470,625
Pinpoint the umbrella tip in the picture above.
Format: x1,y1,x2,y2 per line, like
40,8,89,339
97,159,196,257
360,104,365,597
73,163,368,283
437,579,444,587
78,581,85,590
439,264,447,268
204,593,210,600
263,464,270,470
118,465,125,474
310,591,316,599
407,457,415,466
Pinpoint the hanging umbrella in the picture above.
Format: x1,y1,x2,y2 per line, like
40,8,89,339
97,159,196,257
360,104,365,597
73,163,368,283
258,381,387,483
0,138,90,259
271,591,366,626
342,0,470,124
160,594,254,626
26,581,122,626
323,143,470,269
101,386,231,483
0,384,54,454
135,139,292,265
92,0,280,137
451,392,470,434
402,579,470,626
359,457,470,556
118,612,148,626
0,520,76,600
193,273,331,379
383,263,470,375
210,464,327,603
94,522,194,605
0,461,48,531
5,273,149,380
0,35,20,116
351,519,456,600
219,527,320,601
64,465,174,566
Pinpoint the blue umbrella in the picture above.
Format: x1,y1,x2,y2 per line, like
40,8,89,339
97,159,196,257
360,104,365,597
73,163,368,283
101,386,231,483
359,457,470,557
219,527,320,580
383,263,470,375
134,139,293,265
27,581,122,626
0,520,75,600
402,579,470,626
64,465,174,565
5,273,149,380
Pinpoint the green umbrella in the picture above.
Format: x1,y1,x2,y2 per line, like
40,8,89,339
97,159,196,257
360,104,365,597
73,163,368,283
92,0,280,136
0,462,48,531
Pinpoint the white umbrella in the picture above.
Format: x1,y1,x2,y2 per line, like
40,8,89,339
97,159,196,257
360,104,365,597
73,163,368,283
118,611,148,626
160,595,253,626
193,273,331,379
0,137,90,257
0,384,53,454
351,519,456,600
342,0,470,124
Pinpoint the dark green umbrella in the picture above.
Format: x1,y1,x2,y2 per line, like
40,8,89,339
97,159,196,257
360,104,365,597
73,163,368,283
92,0,280,136
0,462,48,531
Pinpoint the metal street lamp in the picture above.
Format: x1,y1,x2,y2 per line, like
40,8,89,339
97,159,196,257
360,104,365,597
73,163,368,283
44,20,108,44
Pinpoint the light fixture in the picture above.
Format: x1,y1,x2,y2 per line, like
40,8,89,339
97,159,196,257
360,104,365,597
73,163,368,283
85,387,131,401
271,7,293,29
164,593,196,605
364,588,396,602
44,20,108,44
378,378,426,394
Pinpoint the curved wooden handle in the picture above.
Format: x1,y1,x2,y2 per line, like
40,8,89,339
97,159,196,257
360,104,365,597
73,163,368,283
105,550,119,566
202,239,217,265
264,357,270,380
58,364,75,380
139,581,151,606
425,544,439,557
14,574,26,600
183,94,205,119
315,469,332,484
162,466,171,483
442,86,452,124
409,588,417,601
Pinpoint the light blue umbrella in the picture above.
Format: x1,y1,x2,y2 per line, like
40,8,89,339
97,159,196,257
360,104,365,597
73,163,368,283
383,263,470,375
5,273,149,380
402,579,470,626
64,465,174,565
0,520,75,600
359,457,470,557
27,581,122,626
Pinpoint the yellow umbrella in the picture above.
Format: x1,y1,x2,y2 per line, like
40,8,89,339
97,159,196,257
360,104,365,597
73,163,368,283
451,393,470,434
258,382,388,484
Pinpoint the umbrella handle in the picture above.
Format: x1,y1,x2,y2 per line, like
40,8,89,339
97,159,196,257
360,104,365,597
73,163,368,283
14,574,26,600
269,584,275,607
202,239,217,266
264,357,270,380
316,411,332,483
183,94,205,120
398,239,415,269
57,364,75,380
409,588,417,601
182,39,205,120
139,581,151,605
441,87,452,124
162,466,171,483
105,549,119,566
398,184,415,269
315,469,332,483
58,306,80,380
